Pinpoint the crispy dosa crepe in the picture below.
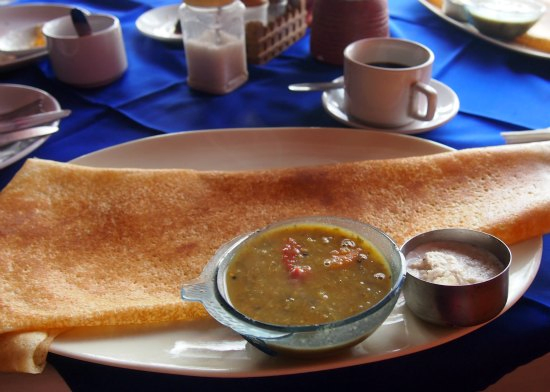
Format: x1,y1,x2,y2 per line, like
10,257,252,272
1,141,550,373
0,330,62,374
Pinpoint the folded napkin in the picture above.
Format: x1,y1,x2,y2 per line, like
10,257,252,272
2,141,550,373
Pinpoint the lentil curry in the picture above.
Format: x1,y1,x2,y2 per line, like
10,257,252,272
225,223,392,326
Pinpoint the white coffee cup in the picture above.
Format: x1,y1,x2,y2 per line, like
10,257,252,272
42,14,127,88
343,38,437,128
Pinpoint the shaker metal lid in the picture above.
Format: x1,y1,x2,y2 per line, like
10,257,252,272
185,0,235,7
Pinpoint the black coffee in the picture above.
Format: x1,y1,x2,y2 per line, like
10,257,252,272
367,62,409,69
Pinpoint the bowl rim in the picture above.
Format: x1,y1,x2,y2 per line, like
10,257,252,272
467,0,547,15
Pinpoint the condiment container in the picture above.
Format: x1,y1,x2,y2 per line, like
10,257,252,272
242,0,269,25
42,13,127,88
179,0,249,94
401,228,511,327
181,216,406,357
310,0,389,65
466,0,546,41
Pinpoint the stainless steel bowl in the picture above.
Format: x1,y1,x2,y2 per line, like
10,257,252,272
401,228,511,327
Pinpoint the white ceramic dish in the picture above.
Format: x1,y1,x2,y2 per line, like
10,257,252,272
0,84,61,169
0,4,87,72
419,0,550,60
136,4,182,43
0,24,47,56
322,77,460,134
49,128,542,377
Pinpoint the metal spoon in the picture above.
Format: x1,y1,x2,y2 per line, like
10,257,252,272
71,8,92,37
0,98,43,121
0,126,59,147
288,80,344,92
0,109,71,134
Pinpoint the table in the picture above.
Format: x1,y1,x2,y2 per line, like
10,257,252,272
1,0,549,390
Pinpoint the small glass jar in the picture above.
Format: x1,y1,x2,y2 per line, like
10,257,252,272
179,0,249,94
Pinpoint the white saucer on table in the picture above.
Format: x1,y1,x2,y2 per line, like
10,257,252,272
0,4,88,72
136,4,182,43
322,76,460,134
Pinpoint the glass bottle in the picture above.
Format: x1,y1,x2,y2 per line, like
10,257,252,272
179,0,249,94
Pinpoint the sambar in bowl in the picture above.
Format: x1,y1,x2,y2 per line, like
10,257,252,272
181,216,406,357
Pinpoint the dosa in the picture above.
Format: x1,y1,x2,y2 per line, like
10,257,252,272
1,141,550,373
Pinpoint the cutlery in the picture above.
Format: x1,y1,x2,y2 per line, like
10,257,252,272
288,80,344,92
71,8,92,36
0,109,70,134
0,126,59,147
0,98,44,121
501,128,550,144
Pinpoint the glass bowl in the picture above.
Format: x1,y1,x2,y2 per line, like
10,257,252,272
401,228,511,327
181,216,406,357
466,0,546,41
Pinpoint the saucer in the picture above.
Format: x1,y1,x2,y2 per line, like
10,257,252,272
321,77,460,134
0,4,88,72
136,4,182,44
0,84,61,169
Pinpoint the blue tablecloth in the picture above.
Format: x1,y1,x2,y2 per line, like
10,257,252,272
1,0,549,390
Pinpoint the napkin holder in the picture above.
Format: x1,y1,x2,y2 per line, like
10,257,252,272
246,0,307,64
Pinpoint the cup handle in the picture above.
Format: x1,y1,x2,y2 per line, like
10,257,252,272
409,82,438,122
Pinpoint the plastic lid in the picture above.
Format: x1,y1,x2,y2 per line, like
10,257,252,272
185,0,234,6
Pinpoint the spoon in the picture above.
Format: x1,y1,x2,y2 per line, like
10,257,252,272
288,80,344,92
0,98,44,121
0,126,59,147
71,8,92,37
0,109,71,134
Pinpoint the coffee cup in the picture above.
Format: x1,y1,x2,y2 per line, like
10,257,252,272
42,14,127,88
343,38,437,128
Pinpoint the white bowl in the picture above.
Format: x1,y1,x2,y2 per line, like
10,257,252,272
466,0,546,40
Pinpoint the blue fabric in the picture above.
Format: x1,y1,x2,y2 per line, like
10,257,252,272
1,0,549,390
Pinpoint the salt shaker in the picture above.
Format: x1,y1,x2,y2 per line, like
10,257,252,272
179,0,249,94
310,0,389,65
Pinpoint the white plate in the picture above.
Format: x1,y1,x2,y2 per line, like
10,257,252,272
136,4,182,43
0,84,61,169
50,128,542,377
0,24,48,56
0,4,88,72
322,77,460,134
419,0,550,60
